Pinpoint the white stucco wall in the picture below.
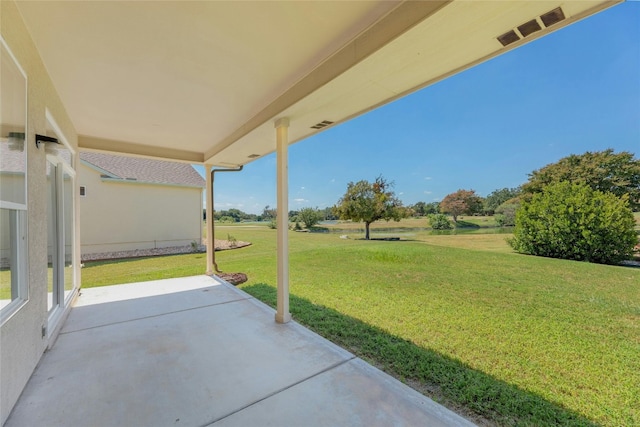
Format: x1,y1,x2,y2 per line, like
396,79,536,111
78,162,204,255
1,2,81,423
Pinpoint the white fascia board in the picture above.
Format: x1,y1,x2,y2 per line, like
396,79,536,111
79,159,120,179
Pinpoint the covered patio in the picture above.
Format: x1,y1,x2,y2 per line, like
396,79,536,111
5,275,473,426
1,1,623,424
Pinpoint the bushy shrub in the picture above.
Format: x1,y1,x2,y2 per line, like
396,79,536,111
428,213,453,230
508,181,637,265
495,201,519,227
298,207,322,229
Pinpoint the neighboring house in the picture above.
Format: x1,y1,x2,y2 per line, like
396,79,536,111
78,152,205,256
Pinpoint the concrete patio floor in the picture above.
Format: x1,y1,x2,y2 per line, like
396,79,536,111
5,275,475,427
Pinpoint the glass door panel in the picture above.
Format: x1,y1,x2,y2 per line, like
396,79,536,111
46,158,59,314
47,156,76,316
63,168,75,302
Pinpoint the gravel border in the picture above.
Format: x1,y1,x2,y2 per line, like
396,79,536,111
81,240,251,262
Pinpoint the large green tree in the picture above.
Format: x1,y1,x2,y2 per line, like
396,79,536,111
333,176,407,240
522,149,640,210
509,181,637,265
439,189,484,223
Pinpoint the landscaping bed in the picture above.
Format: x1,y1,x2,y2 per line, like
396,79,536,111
81,239,250,262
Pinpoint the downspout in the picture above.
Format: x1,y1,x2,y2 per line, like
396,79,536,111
210,165,243,273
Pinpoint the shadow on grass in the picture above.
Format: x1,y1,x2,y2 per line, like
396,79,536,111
83,253,205,267
455,220,482,228
243,283,598,427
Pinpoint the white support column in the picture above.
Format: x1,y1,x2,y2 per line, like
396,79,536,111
275,117,291,324
205,164,214,275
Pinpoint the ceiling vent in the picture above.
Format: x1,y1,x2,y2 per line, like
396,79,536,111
518,19,542,38
311,120,334,130
497,30,520,47
497,6,566,47
540,7,565,27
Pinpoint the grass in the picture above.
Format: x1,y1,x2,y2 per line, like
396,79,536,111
80,252,208,288
81,226,640,426
1,265,75,300
245,284,599,426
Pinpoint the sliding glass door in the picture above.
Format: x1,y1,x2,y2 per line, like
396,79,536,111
46,150,76,324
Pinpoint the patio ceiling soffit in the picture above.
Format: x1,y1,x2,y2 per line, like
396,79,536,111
15,0,621,166
77,1,450,166
203,0,620,167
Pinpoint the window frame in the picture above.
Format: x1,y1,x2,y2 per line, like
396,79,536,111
0,36,29,324
44,110,78,333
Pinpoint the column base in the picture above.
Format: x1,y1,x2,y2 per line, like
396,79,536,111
275,312,292,324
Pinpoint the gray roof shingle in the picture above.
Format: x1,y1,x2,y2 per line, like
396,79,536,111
80,152,205,188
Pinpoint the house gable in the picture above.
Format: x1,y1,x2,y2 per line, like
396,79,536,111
80,152,205,188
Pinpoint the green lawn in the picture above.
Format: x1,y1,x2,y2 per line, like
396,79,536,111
81,226,640,426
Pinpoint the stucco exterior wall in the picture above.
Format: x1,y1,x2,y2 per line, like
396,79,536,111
79,162,203,255
1,1,81,423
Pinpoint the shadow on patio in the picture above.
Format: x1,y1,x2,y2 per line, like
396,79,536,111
5,276,474,427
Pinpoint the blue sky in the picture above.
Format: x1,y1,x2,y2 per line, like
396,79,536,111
197,2,639,215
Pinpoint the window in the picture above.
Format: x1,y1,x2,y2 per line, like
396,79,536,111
80,186,86,197
1,38,28,322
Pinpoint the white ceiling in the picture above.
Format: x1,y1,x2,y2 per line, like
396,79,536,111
16,0,619,166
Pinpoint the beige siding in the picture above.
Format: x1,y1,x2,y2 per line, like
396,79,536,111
79,162,203,255
1,1,81,422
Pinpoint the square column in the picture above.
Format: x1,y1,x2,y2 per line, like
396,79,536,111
205,164,214,275
275,118,291,323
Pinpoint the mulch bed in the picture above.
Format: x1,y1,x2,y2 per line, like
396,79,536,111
216,272,248,286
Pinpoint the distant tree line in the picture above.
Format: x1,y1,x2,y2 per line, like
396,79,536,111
205,149,639,264
206,206,337,224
